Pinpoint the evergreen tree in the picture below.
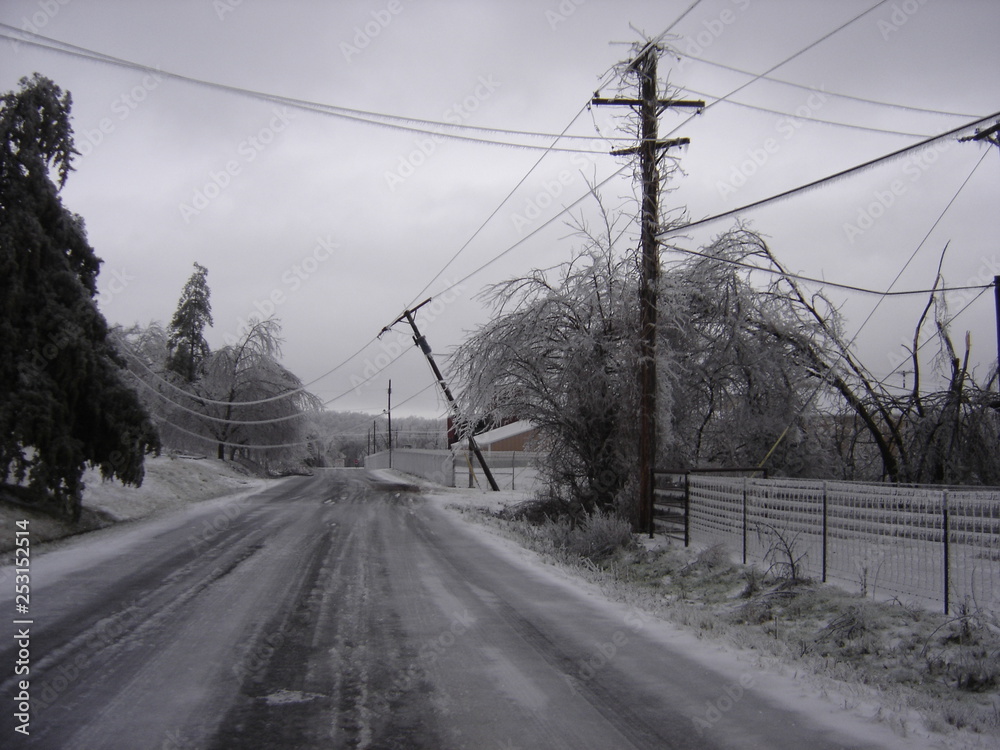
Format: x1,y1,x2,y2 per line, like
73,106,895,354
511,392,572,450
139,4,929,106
166,262,213,382
0,74,160,521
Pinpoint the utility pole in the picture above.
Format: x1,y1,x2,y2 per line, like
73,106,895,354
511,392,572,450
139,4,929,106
960,123,1000,382
387,379,392,469
592,41,703,536
994,276,1000,384
959,121,1000,153
380,299,500,491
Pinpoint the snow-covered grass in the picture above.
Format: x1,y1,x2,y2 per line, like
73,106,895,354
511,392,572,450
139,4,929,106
435,486,1000,748
0,455,269,553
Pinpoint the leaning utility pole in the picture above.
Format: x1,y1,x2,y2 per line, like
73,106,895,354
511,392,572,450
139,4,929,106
592,42,703,535
380,299,500,491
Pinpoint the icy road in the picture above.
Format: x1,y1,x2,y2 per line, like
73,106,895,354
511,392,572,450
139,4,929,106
1,469,920,749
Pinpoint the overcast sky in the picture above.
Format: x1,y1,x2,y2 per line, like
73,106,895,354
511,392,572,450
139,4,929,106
2,0,999,424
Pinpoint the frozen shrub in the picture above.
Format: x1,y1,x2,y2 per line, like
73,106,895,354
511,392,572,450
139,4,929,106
566,510,636,562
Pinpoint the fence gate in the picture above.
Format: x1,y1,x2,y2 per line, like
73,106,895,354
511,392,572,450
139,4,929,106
651,470,690,544
652,468,766,546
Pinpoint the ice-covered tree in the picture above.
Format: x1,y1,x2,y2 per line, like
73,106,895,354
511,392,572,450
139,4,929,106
843,256,1000,485
167,262,213,382
452,220,846,522
658,227,843,477
194,317,321,465
451,209,640,516
0,75,159,520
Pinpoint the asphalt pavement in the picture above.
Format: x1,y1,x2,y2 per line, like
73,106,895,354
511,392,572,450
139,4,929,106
0,469,914,749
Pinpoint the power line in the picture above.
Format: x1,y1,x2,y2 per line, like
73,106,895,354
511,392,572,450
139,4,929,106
662,0,893,135
415,0,980,314
150,414,320,451
425,166,631,302
404,103,594,307
753,143,992,470
663,245,992,298
422,1,945,306
674,50,984,120
399,0,709,308
116,334,415,423
660,109,1000,238
0,26,619,154
880,286,993,386
122,368,313,426
149,376,444,451
112,331,381,407
873,148,993,308
681,87,933,138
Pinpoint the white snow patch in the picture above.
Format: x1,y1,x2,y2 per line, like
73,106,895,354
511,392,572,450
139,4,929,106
0,479,294,598
82,455,268,522
263,689,325,705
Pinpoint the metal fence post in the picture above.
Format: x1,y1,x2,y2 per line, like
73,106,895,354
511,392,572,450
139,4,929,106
742,476,748,566
648,467,656,539
943,489,950,616
821,481,828,583
683,475,690,547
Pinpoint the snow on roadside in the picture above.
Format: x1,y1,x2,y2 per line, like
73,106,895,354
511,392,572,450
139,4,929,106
80,455,267,522
0,455,270,553
0,480,291,609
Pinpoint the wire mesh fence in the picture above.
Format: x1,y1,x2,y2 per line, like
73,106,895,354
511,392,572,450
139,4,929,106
687,475,1000,614
454,450,544,491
